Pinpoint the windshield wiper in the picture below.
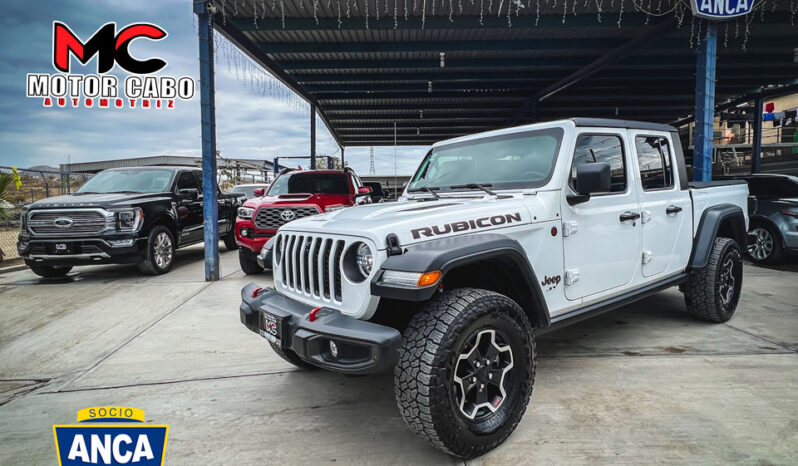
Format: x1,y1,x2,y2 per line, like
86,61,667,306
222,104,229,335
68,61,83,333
450,183,496,196
407,186,440,199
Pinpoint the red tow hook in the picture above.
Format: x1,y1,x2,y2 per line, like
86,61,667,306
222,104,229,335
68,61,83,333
251,287,262,299
308,307,322,322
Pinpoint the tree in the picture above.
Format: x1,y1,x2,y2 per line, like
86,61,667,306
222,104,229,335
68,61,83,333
0,171,15,263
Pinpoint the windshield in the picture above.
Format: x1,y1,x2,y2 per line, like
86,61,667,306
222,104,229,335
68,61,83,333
76,169,173,194
267,172,350,195
408,127,564,193
231,185,267,198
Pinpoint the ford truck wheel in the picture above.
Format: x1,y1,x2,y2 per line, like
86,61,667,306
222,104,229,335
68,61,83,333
137,226,175,275
394,288,535,458
683,237,743,323
25,260,72,278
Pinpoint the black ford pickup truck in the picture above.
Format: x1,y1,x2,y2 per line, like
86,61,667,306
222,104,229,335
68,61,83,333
16,166,240,277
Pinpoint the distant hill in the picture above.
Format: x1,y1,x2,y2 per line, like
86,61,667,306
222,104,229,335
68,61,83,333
26,165,58,172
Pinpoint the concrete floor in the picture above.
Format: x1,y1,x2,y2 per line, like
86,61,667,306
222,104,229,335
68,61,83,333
0,245,796,465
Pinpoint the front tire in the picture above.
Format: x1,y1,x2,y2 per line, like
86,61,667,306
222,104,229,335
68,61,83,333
238,249,262,275
394,288,536,458
137,226,175,275
223,232,238,251
268,342,317,370
747,223,783,264
25,260,72,278
683,237,743,323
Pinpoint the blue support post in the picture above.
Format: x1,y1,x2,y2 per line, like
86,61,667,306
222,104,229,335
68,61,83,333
194,0,220,281
751,95,763,173
273,157,279,175
310,104,317,169
693,21,717,182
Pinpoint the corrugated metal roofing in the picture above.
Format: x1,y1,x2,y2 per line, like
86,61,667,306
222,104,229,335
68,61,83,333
213,0,798,146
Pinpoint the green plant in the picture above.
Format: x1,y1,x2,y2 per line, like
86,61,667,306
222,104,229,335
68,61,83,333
0,171,15,220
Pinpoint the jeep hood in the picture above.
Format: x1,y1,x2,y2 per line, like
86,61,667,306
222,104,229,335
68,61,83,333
279,195,541,248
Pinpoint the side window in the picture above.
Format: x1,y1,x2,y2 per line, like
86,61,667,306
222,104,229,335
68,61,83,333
570,134,627,194
192,171,204,192
635,136,673,191
177,172,198,191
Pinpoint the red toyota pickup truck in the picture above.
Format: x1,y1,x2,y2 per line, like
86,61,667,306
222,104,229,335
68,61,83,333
235,168,371,273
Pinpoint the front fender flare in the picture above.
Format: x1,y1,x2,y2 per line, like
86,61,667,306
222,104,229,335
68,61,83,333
371,234,551,327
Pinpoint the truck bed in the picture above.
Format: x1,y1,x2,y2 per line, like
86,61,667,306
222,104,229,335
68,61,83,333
689,181,750,236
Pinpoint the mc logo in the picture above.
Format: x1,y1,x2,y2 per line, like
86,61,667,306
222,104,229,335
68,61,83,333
53,22,167,74
53,406,168,465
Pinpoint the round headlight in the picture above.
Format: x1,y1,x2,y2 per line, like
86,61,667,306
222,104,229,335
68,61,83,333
355,243,373,277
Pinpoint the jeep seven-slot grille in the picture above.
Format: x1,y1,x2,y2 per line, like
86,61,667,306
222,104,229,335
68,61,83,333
253,206,320,230
279,233,345,303
28,210,110,236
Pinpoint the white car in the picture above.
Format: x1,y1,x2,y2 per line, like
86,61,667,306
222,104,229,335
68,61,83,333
240,118,749,458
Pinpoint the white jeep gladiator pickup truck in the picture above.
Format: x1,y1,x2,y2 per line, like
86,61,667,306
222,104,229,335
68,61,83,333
239,118,749,458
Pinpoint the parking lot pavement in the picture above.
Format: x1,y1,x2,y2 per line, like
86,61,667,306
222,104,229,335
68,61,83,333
1,250,796,465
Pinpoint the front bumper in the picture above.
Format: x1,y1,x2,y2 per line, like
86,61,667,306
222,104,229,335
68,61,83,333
234,219,274,253
239,283,400,374
17,235,144,266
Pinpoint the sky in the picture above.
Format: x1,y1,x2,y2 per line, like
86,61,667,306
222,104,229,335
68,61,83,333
0,0,428,175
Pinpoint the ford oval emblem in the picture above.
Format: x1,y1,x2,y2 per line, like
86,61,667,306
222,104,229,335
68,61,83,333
54,217,74,228
280,210,296,221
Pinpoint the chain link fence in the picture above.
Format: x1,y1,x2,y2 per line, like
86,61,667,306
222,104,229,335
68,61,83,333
0,166,94,264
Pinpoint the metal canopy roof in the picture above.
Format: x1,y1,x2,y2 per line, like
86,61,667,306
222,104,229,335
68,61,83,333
212,1,798,147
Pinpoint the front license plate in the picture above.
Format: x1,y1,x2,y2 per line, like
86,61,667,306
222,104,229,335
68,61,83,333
259,311,283,345
53,243,71,254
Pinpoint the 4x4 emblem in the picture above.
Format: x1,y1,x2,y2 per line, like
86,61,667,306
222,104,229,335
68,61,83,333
54,217,74,228
280,210,296,221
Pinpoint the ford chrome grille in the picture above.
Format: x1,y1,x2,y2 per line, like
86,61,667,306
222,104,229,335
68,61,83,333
28,209,112,236
253,206,320,230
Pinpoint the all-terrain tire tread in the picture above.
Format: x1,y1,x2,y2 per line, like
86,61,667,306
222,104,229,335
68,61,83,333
393,288,535,458
683,237,741,323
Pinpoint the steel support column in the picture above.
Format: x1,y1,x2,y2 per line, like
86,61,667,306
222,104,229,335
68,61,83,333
751,95,764,173
310,104,317,169
693,21,717,182
194,0,220,281
341,146,345,167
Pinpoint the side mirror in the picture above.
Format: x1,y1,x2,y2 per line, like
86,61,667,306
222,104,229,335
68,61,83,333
357,186,372,196
253,188,265,197
567,162,611,206
179,188,199,201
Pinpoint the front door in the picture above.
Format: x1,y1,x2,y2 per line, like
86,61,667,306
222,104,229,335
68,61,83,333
176,171,203,243
561,130,642,301
630,132,692,278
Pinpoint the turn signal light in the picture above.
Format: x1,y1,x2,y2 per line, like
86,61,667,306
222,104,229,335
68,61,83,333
417,271,442,287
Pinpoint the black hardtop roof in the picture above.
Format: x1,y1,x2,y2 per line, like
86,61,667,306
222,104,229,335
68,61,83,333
570,118,677,133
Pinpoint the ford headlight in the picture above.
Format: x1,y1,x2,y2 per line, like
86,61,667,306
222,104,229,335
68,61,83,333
238,207,254,220
355,243,373,276
114,208,143,232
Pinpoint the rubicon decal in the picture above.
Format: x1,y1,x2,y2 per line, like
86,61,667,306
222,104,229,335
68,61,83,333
53,406,168,465
26,22,194,109
411,213,522,239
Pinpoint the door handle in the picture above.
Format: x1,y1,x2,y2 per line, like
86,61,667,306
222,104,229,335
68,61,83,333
619,211,641,222
666,205,683,215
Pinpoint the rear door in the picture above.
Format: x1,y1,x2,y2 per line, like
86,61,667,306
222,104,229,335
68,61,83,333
629,132,692,278
561,130,642,301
